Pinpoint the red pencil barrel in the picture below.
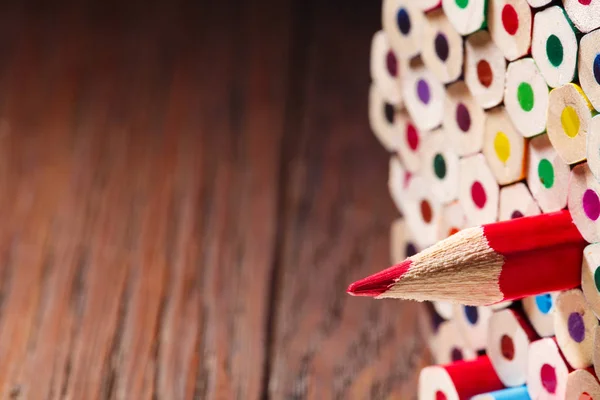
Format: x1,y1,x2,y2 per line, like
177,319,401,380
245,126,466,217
445,356,504,397
498,243,585,302
483,210,584,254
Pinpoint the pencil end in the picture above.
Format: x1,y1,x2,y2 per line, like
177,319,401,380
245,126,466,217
347,260,412,298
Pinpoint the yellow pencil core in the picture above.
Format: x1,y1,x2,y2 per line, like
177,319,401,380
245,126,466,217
494,132,510,163
561,106,580,138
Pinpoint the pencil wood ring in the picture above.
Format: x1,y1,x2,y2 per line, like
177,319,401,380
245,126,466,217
393,109,426,172
504,58,549,138
522,293,558,337
578,30,600,112
526,134,569,213
388,156,412,215
441,0,486,35
422,128,460,204
568,163,600,243
401,57,445,131
488,0,532,61
455,304,493,351
443,80,486,157
527,338,570,399
458,154,499,226
565,369,600,400
368,84,402,153
465,30,506,109
421,9,463,84
593,326,600,379
582,243,600,320
433,301,454,320
487,309,537,387
431,320,477,364
586,115,600,182
370,31,404,107
547,83,593,165
482,106,526,185
401,176,442,249
563,0,600,33
498,182,540,221
437,201,467,240
531,6,578,88
382,0,424,59
554,288,598,369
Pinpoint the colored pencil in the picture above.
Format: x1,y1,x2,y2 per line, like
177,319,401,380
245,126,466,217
430,320,477,365
442,0,487,35
388,156,411,215
487,309,538,387
504,58,549,138
498,183,540,222
421,128,460,204
594,326,600,379
393,110,425,172
454,304,493,351
488,0,532,61
531,6,578,88
526,134,569,213
458,153,500,226
433,300,454,320
553,288,598,369
347,210,586,305
527,338,571,399
437,201,467,241
522,292,558,337
482,106,526,185
465,30,506,109
471,386,530,400
443,80,486,157
563,0,600,33
382,0,424,60
568,163,600,243
565,369,600,399
368,84,402,153
582,243,600,320
421,9,463,84
547,83,593,165
401,57,446,131
419,356,504,400
370,30,403,107
587,115,600,181
578,30,600,111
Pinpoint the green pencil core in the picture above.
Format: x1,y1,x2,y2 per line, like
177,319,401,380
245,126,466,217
517,82,534,112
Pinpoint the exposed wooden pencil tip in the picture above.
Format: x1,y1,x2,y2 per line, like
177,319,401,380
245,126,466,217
347,260,412,297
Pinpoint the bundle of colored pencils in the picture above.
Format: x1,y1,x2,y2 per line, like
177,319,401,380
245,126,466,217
364,0,600,398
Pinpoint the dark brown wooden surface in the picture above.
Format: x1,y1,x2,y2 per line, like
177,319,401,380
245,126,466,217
0,1,430,399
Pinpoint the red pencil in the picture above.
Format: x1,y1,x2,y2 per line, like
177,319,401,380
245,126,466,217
419,356,504,399
347,210,586,305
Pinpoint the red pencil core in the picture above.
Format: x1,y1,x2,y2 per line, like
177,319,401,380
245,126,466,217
347,260,412,297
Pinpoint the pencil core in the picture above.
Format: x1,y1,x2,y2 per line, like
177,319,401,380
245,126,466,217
347,260,412,297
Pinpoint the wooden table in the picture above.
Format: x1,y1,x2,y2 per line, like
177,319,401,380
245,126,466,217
0,0,431,398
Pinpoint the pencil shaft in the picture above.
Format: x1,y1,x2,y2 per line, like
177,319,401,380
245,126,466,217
484,210,583,254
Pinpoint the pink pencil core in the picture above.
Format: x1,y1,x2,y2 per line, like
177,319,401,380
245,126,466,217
347,260,412,297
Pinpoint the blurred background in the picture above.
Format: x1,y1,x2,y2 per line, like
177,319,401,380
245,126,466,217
0,0,431,398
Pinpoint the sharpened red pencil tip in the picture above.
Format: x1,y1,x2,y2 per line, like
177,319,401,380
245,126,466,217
347,260,412,297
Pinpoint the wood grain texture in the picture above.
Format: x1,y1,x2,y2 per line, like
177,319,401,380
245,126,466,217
266,0,432,399
0,0,429,398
